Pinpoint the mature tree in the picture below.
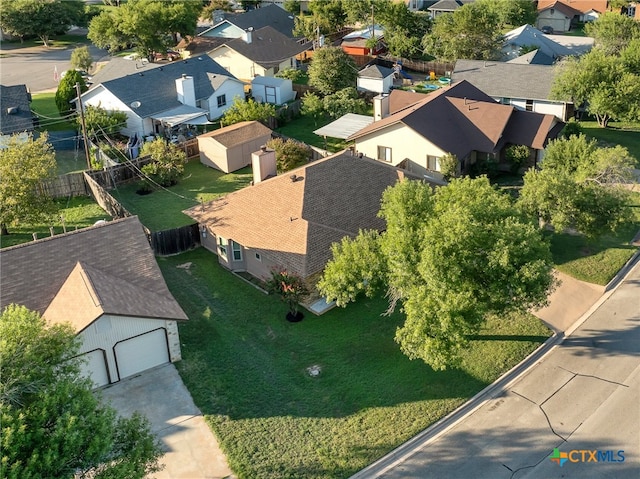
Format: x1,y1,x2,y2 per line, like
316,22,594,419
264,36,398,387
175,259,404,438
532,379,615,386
80,105,128,141
319,178,555,369
376,2,431,58
88,0,200,59
421,1,502,61
275,68,306,82
552,47,640,127
220,97,276,126
200,0,232,21
300,91,325,126
308,0,347,31
266,137,311,173
585,11,640,56
283,0,301,14
55,70,87,117
0,134,58,236
70,45,94,73
308,46,358,94
0,304,163,479
438,152,458,180
0,0,85,46
140,139,187,187
621,38,640,72
518,135,635,238
322,87,367,118
477,0,537,28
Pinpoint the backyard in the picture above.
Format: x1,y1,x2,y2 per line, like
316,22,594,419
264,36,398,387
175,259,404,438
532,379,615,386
158,247,552,479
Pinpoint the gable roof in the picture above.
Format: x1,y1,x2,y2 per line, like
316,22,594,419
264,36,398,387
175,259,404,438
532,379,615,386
0,84,34,135
43,261,187,331
388,89,429,114
198,120,272,148
176,36,229,58
537,0,582,17
185,153,419,277
452,60,558,102
358,64,395,79
502,25,572,59
213,26,310,68
86,56,239,118
507,49,555,65
428,0,475,13
201,4,296,39
0,216,188,324
537,0,606,14
350,80,559,160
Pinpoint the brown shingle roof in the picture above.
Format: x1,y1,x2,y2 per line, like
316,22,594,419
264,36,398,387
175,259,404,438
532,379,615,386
185,152,420,277
198,120,272,148
351,80,559,159
0,216,187,324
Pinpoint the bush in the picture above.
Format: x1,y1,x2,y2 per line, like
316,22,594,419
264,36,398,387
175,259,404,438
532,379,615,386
140,140,187,187
266,137,311,173
504,144,531,174
276,68,305,83
265,268,310,316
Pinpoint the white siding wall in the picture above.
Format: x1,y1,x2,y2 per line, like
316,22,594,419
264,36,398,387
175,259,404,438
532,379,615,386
357,76,393,94
509,99,566,119
356,123,446,172
78,314,175,383
205,79,246,119
82,87,146,137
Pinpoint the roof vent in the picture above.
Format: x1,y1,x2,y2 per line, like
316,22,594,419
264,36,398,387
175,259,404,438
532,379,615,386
130,100,141,109
290,174,297,182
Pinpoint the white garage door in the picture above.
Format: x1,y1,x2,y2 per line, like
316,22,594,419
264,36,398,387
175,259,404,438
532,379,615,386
79,349,110,388
114,328,169,380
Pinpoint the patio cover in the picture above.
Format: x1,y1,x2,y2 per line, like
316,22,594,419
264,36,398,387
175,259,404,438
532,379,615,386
313,113,374,139
152,104,211,127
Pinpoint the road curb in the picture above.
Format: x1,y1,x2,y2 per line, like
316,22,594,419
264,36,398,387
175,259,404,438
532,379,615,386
349,331,564,479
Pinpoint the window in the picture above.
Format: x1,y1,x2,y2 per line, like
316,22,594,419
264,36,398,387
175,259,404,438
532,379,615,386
218,237,227,259
377,146,392,162
525,99,534,112
427,155,440,171
217,94,226,108
232,241,242,261
501,98,511,105
255,252,262,262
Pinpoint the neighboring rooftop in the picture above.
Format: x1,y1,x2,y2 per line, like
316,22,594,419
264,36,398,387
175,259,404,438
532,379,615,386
358,64,395,79
0,216,187,324
200,4,297,39
502,25,573,60
0,84,34,136
198,120,272,148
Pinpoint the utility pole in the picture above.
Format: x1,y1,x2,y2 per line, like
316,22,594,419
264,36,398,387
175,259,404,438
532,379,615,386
75,82,91,170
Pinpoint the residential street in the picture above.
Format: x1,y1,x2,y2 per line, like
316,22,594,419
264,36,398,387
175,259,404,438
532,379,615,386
351,256,640,479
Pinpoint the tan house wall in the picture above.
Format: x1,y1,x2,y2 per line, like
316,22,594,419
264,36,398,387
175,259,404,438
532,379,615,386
537,9,573,32
199,133,272,172
355,123,447,177
209,47,297,81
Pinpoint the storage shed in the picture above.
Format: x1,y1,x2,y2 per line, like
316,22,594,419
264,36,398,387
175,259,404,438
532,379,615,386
197,120,273,173
251,76,296,105
357,64,395,94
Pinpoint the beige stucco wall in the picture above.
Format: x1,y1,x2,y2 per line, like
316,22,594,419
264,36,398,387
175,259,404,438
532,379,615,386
537,10,571,32
355,123,447,175
199,133,272,173
199,137,230,171
209,47,296,81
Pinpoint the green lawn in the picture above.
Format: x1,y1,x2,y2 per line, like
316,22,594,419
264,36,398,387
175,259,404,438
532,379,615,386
31,93,77,131
276,115,351,153
158,247,551,479
110,161,252,231
581,120,640,162
549,191,640,285
0,196,109,249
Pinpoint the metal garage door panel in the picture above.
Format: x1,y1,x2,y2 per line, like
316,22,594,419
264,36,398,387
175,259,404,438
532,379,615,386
80,349,110,388
115,329,169,380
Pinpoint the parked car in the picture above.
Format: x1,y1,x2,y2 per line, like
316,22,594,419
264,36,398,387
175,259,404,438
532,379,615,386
540,26,554,34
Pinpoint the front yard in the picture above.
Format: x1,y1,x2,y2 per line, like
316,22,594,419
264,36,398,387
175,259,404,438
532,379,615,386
158,247,551,479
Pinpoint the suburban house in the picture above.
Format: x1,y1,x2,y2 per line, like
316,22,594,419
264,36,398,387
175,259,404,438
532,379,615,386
251,75,295,105
77,56,245,139
208,26,310,81
0,84,34,145
0,216,188,388
451,59,573,120
357,64,396,94
427,0,475,18
502,25,574,61
623,1,640,20
341,25,386,56
200,4,297,40
537,0,608,31
349,80,564,182
184,151,422,283
197,120,273,172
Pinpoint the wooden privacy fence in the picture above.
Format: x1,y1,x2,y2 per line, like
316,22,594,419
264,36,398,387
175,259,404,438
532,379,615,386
40,172,89,198
146,223,201,256
83,172,131,219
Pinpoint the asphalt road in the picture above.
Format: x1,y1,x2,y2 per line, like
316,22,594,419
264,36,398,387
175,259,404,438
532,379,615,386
0,33,109,93
352,257,640,479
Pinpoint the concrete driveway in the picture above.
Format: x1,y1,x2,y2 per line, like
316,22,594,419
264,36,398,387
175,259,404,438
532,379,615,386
99,363,233,479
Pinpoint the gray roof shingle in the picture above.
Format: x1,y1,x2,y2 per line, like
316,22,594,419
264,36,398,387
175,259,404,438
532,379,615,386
0,84,34,135
205,4,296,39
